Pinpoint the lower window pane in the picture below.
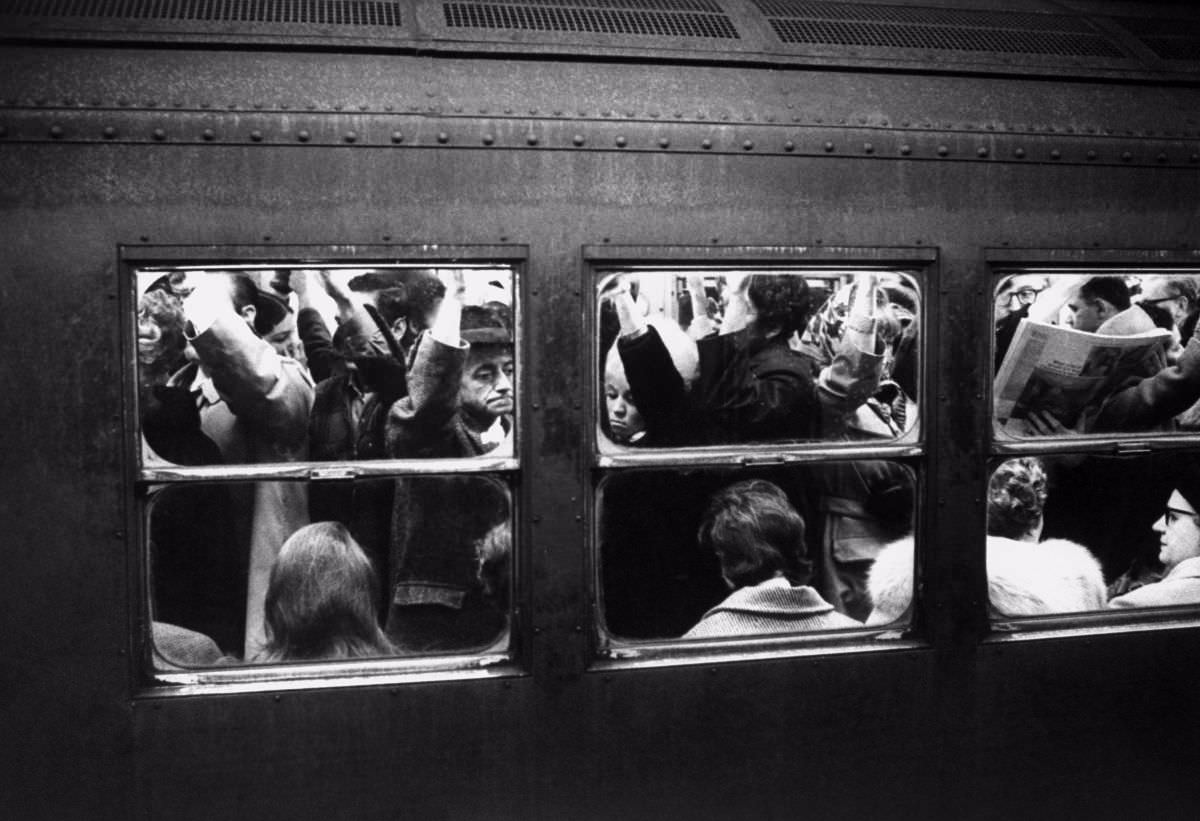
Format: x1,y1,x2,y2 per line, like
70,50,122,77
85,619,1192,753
598,461,916,640
147,475,512,670
987,452,1200,616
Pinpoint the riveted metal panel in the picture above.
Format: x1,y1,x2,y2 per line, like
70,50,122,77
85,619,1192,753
5,34,1200,821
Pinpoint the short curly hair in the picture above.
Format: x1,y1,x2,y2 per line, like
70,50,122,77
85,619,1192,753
745,274,812,338
697,479,810,588
986,457,1048,539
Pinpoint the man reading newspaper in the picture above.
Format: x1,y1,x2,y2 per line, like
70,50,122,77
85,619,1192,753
996,274,1200,436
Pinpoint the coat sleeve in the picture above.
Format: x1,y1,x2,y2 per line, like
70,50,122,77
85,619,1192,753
1093,336,1200,431
817,340,885,425
297,306,336,384
616,326,690,444
385,332,469,457
190,314,314,450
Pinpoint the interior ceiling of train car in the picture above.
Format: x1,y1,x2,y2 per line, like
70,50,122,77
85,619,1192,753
1,0,1198,83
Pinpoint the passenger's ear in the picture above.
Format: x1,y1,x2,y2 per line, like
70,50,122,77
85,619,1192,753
391,317,407,339
1096,298,1118,320
238,304,257,327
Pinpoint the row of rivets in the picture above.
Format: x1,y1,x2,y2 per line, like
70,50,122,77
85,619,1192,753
6,100,1200,139
6,123,1200,163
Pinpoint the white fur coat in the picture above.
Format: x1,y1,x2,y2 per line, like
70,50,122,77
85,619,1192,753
865,535,1107,625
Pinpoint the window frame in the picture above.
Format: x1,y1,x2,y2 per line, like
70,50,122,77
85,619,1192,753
122,243,531,692
984,248,1200,637
582,244,937,661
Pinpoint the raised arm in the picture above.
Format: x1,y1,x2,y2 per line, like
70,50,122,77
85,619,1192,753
818,272,886,417
611,280,692,445
183,275,313,450
385,270,469,457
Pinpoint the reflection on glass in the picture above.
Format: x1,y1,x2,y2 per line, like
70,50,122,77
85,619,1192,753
149,476,512,669
970,453,1200,616
136,266,515,467
597,269,920,450
994,272,1200,437
599,461,914,640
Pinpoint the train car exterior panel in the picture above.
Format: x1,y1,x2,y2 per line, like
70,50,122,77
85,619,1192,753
4,14,1200,819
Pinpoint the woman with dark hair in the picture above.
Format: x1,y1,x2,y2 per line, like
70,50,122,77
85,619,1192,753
683,480,861,638
985,456,1049,541
254,522,394,662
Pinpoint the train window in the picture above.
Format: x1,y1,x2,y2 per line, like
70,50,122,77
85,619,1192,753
136,266,516,467
993,271,1200,439
592,263,925,651
131,260,520,681
598,461,916,642
146,476,512,669
596,269,922,450
984,452,1200,618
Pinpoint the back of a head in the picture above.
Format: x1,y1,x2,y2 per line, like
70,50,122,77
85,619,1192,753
1080,277,1131,312
137,289,188,377
374,285,411,327
698,479,809,588
986,457,1048,540
399,269,446,331
261,522,390,661
745,274,812,339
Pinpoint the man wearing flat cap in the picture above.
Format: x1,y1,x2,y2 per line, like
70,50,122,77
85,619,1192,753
1109,464,1200,608
383,271,513,651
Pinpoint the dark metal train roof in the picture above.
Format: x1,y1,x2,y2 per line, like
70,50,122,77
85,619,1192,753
2,0,1200,84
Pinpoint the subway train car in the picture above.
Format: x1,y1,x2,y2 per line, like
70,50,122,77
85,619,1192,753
4,0,1200,818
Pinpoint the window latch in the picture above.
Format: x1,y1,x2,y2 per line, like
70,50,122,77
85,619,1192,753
308,467,360,481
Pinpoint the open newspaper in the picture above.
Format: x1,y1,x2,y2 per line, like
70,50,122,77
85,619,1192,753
994,318,1171,435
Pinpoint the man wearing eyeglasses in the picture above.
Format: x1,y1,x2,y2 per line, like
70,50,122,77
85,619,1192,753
1109,480,1200,608
1138,276,1200,342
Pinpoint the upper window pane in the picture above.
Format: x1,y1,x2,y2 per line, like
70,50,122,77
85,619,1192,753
135,265,516,467
994,272,1200,437
596,269,921,450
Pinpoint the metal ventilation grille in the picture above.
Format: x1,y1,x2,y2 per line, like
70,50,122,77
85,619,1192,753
754,0,1123,58
1114,17,1200,62
443,1,739,39
1,0,403,26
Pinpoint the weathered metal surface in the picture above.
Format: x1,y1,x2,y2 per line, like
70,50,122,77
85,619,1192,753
3,28,1200,821
3,0,1199,82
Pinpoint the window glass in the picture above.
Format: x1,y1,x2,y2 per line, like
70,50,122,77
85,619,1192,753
994,272,1200,438
147,475,512,669
598,460,916,641
596,269,921,450
135,266,516,467
985,452,1200,616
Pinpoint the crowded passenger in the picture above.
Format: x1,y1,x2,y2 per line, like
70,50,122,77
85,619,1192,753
253,522,395,662
166,272,314,655
1108,473,1200,608
383,270,513,651
602,277,699,447
796,273,920,437
866,457,1106,624
683,479,861,638
788,276,920,619
993,274,1047,370
608,271,889,448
